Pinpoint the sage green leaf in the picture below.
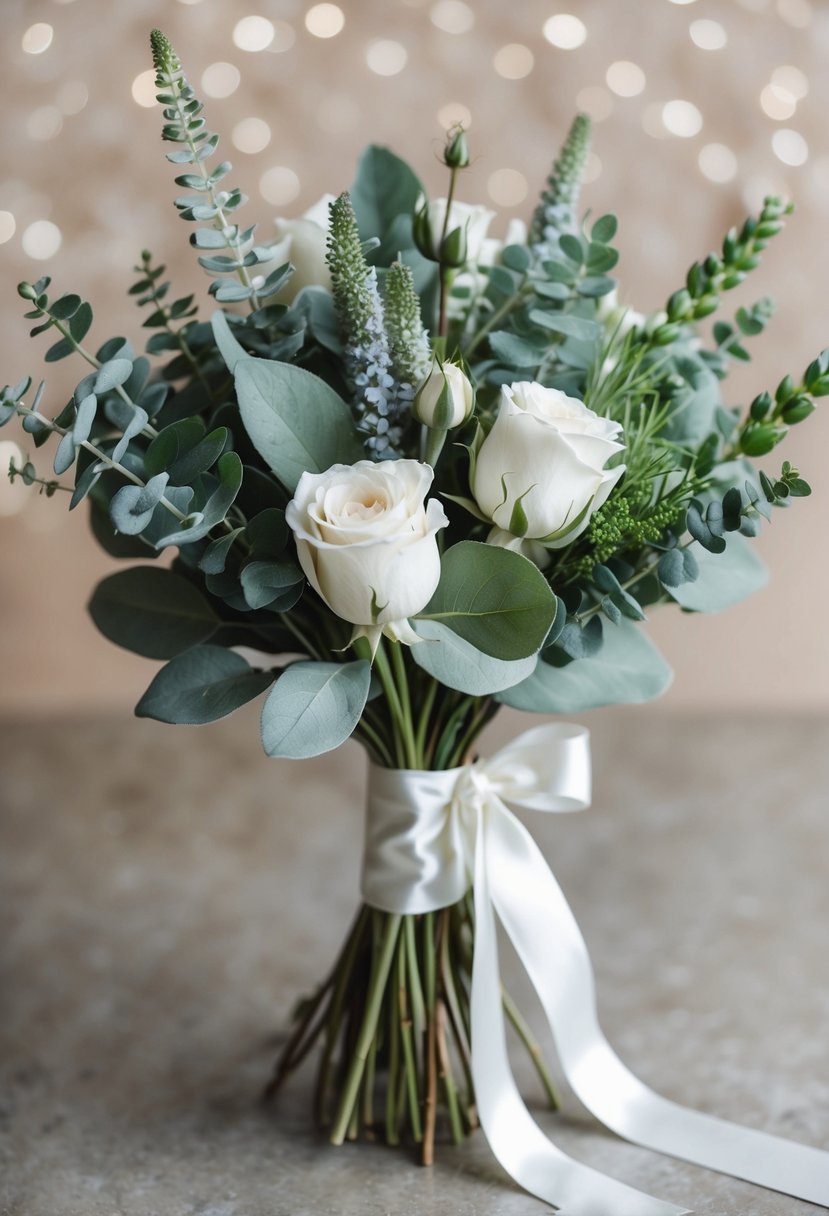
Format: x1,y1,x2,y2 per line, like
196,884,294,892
350,145,423,260
498,616,673,713
240,560,304,610
529,310,601,343
210,309,248,373
411,619,537,695
109,472,169,535
260,660,371,759
89,566,219,659
136,646,272,724
417,541,556,660
667,535,768,613
233,356,362,492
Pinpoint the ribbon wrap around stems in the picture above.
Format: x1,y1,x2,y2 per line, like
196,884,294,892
361,722,829,1215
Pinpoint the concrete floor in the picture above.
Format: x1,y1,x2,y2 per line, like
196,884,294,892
1,705,828,1215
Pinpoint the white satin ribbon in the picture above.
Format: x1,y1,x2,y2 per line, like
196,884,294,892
361,722,829,1214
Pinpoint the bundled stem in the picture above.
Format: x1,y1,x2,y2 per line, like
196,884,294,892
265,893,557,1159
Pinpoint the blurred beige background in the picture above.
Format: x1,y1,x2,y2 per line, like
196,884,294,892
1,0,828,714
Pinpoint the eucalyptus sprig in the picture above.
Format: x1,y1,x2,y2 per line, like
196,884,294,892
150,29,285,308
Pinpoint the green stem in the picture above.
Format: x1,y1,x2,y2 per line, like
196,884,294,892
330,913,402,1146
463,281,532,360
414,677,439,765
501,985,560,1110
372,640,410,769
397,935,423,1142
389,641,419,768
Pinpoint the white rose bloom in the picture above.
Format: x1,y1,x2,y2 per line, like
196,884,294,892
478,217,529,268
471,381,625,556
426,198,496,266
269,193,336,303
286,460,448,653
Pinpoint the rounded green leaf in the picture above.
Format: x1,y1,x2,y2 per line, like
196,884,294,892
136,646,272,724
233,357,362,493
411,619,537,695
667,536,767,613
498,616,673,713
261,660,371,759
417,541,557,661
88,566,219,659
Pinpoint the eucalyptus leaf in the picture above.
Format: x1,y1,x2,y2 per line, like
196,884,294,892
89,566,219,658
418,541,556,660
667,535,768,612
498,616,673,712
233,355,362,492
136,646,272,724
260,660,371,759
411,619,537,695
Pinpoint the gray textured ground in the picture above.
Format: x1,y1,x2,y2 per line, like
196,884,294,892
1,706,828,1215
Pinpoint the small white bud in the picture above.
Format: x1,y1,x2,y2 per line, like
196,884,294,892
413,360,475,431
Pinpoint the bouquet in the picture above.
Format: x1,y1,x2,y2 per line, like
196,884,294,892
4,30,828,1214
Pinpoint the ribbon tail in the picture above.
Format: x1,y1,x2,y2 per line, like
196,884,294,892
470,806,690,1216
486,800,829,1209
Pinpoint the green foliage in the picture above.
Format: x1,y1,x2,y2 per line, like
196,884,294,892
498,616,673,713
529,114,593,246
350,145,424,265
417,542,557,660
221,332,362,492
260,660,372,758
88,566,219,658
667,535,767,613
150,29,283,307
410,619,538,695
136,644,273,723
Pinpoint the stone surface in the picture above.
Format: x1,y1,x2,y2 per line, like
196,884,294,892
1,705,828,1216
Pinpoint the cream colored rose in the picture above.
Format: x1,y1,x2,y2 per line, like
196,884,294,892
426,198,496,266
286,460,448,651
269,194,335,303
471,381,625,555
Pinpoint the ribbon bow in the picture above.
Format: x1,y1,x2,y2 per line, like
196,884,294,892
362,722,829,1215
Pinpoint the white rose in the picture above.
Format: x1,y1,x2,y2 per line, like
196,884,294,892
413,360,475,430
471,381,625,554
426,198,496,266
269,194,336,303
286,459,448,652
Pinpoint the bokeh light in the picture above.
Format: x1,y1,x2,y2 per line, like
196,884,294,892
22,220,62,260
542,14,587,49
772,128,808,165
22,24,54,55
493,44,534,80
27,106,63,141
131,70,158,108
0,211,16,244
260,166,301,206
760,84,797,120
606,61,646,97
430,1,475,34
487,168,529,207
662,99,703,137
366,40,408,76
698,142,738,182
232,117,272,154
689,19,728,49
56,80,89,115
305,5,346,38
201,62,241,99
233,16,275,52
437,101,472,129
